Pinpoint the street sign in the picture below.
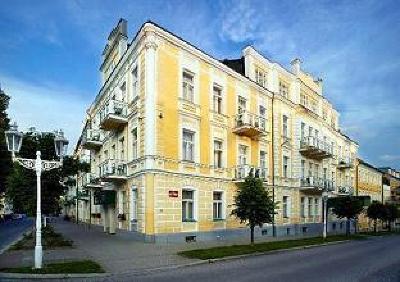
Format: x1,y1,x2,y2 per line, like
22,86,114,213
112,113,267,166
169,190,178,198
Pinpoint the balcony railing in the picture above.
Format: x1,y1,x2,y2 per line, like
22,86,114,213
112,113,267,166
299,136,333,160
82,129,104,150
337,157,354,169
99,99,128,131
82,173,102,188
232,111,267,138
337,186,354,195
300,177,335,192
99,159,127,181
234,165,268,181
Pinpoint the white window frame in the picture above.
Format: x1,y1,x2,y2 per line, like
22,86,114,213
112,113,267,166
131,66,138,102
283,155,289,178
212,84,223,114
130,186,137,222
300,197,305,218
182,70,195,103
132,128,138,160
213,191,225,220
182,188,196,222
182,129,195,162
283,196,289,218
213,139,223,168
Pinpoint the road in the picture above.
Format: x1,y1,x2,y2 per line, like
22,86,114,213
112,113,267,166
102,235,400,282
3,234,400,281
0,218,33,253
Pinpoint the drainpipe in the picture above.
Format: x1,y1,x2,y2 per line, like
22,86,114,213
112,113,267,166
271,92,276,237
76,175,79,224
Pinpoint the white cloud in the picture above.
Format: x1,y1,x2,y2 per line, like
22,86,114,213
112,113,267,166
1,74,90,154
380,154,400,162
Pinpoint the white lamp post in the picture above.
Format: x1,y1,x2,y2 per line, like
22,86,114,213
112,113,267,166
4,123,68,269
322,190,329,239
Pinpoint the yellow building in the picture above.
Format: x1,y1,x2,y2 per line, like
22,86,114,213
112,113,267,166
73,19,360,242
355,159,383,231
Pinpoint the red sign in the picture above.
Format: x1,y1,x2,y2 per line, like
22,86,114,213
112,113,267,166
169,190,179,198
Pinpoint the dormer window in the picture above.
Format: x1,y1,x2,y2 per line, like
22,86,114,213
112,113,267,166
279,81,289,99
255,67,266,87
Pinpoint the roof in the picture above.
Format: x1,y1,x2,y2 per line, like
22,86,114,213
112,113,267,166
357,158,383,174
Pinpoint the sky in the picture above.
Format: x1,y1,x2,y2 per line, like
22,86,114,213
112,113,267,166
0,0,399,168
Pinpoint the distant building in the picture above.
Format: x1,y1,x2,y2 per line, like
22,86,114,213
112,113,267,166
379,167,400,205
0,193,13,219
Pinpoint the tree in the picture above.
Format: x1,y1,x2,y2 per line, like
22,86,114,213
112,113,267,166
0,88,12,194
367,201,386,233
231,177,275,244
6,131,70,216
383,204,400,232
330,196,364,236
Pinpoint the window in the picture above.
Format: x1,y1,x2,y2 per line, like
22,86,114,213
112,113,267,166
301,160,305,178
300,92,307,107
282,115,288,137
279,81,289,98
213,140,223,168
315,164,319,178
260,150,267,168
259,105,266,130
238,145,248,165
132,128,138,160
300,122,305,140
238,96,246,114
309,163,313,177
213,85,223,114
213,191,223,220
131,188,137,222
283,156,289,178
300,197,305,218
131,67,138,100
283,196,289,218
182,190,194,221
119,137,124,160
120,82,126,102
255,68,266,87
314,198,319,216
111,145,116,159
182,71,194,102
182,130,194,161
322,108,327,120
308,197,313,216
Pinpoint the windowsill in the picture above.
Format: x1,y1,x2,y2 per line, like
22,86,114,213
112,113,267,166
213,218,225,222
182,219,197,223
178,97,200,108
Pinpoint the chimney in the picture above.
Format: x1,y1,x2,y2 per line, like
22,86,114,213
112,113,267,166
291,58,301,75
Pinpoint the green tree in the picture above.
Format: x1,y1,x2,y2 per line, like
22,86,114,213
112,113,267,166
367,201,386,233
383,204,400,232
330,196,364,236
231,177,275,244
0,88,12,194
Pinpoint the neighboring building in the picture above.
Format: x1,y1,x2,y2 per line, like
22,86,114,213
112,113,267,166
355,159,384,231
379,167,400,204
71,19,360,242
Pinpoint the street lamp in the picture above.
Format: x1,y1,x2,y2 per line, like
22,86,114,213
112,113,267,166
5,123,68,269
322,190,329,239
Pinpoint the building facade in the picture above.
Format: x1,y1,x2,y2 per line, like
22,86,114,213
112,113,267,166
71,19,359,242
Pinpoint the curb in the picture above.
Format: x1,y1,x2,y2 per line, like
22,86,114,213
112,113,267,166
0,272,110,279
205,240,351,263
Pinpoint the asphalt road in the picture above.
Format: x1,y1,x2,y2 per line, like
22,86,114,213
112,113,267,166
104,235,400,282
4,235,400,281
0,218,33,253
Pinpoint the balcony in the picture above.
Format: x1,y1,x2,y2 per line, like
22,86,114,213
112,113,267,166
299,136,333,160
81,129,104,150
300,177,335,192
82,173,102,189
99,100,128,131
337,186,354,195
232,112,267,139
337,157,354,169
234,165,268,181
99,160,127,182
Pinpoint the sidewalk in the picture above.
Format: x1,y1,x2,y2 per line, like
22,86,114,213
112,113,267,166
49,219,197,273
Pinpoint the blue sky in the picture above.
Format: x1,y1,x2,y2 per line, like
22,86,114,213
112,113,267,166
0,0,399,168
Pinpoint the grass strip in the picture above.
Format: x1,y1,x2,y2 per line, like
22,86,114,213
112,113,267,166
9,225,72,251
0,260,104,274
178,235,365,260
